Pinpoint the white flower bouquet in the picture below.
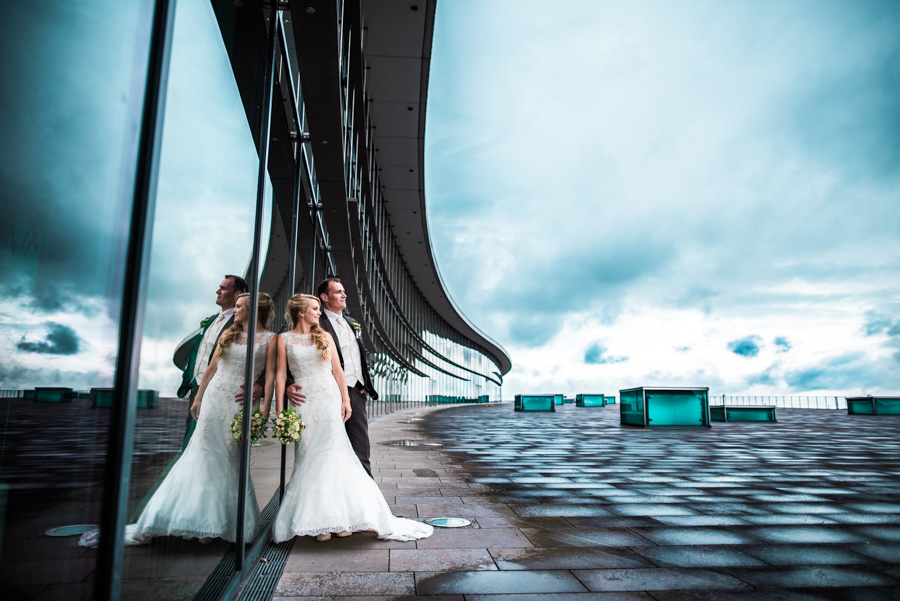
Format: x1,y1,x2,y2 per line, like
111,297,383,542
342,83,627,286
273,408,305,444
231,408,268,443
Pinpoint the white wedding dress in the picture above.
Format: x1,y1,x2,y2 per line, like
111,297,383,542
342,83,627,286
272,333,433,542
81,332,272,547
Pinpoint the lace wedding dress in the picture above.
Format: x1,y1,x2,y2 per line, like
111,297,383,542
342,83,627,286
271,333,433,542
80,332,273,547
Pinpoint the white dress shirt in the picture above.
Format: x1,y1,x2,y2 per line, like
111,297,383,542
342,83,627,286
324,308,363,388
193,307,234,383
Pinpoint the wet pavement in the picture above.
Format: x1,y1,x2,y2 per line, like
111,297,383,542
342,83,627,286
273,401,900,600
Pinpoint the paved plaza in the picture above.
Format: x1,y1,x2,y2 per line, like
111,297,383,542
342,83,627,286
269,401,900,600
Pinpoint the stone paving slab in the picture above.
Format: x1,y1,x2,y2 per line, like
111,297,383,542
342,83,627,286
272,403,900,600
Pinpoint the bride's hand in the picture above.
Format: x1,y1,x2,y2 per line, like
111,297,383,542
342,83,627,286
190,400,201,420
341,399,352,423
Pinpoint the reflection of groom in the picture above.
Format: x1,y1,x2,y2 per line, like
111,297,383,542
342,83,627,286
176,274,248,449
312,278,379,477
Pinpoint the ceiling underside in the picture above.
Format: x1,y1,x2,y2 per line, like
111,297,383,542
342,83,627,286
363,0,510,376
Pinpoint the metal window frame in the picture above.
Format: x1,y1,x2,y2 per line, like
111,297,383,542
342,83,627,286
94,1,177,599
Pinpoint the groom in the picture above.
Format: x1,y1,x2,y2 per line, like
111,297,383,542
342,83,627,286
315,277,379,477
176,274,248,449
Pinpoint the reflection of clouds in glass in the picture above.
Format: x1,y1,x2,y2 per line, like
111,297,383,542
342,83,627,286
16,322,81,355
0,1,150,389
0,3,149,318
138,0,266,395
0,297,118,389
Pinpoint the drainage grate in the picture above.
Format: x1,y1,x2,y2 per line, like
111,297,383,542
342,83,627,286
236,537,295,601
192,546,237,601
192,494,281,601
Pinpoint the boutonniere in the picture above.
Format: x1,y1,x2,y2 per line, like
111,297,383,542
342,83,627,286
350,321,361,337
201,316,213,328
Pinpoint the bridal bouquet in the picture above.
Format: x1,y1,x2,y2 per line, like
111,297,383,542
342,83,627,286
273,408,305,444
231,408,268,444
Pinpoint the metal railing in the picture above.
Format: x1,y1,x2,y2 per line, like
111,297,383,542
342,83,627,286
715,395,846,410
367,396,490,421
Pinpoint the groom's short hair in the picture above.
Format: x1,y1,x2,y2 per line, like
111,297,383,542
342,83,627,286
316,277,341,300
225,274,249,294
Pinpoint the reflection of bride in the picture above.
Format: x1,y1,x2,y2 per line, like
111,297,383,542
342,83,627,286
271,294,432,543
81,293,277,547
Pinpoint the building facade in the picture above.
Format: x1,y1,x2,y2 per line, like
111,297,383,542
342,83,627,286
0,1,509,599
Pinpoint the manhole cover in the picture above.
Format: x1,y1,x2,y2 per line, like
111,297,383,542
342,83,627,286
426,517,471,528
45,524,97,537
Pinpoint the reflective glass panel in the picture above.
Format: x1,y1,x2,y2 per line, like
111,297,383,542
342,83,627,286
645,389,710,427
0,1,153,598
120,0,274,597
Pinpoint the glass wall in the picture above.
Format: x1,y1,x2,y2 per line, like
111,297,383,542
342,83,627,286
0,1,508,599
119,0,274,597
0,1,155,599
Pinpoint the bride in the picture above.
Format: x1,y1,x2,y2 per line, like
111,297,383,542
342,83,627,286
82,293,277,547
271,294,433,543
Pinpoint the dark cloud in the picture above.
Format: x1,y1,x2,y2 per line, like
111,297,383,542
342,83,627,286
0,3,137,321
864,312,894,336
16,322,81,355
584,341,627,365
782,352,889,391
746,364,778,387
774,336,792,353
487,234,675,346
728,335,762,358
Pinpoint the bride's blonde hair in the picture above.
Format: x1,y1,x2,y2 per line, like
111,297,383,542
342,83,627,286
285,293,329,362
214,293,274,361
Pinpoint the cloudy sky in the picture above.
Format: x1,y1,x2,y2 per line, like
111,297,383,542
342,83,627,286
0,0,263,395
3,0,897,402
424,0,900,397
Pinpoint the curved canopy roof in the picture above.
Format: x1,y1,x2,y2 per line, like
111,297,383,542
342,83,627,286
362,0,511,376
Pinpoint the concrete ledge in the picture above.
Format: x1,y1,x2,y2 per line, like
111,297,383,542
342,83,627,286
711,405,777,422
576,394,606,407
847,396,900,415
514,395,556,412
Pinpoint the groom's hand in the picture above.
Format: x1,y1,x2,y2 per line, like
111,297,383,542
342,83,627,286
234,383,263,405
286,383,307,406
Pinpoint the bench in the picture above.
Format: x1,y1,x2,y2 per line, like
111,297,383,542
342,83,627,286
576,394,606,407
710,405,777,422
619,386,711,427
514,394,556,412
846,396,900,415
